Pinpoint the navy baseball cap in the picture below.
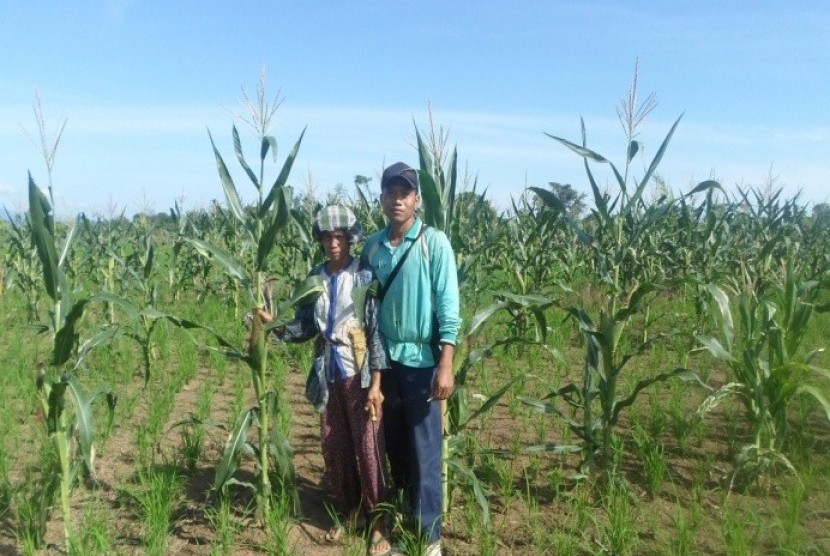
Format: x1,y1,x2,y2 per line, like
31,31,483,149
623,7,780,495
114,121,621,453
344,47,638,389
381,162,419,191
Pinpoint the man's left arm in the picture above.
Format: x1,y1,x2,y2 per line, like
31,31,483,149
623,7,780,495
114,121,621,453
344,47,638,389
430,231,461,400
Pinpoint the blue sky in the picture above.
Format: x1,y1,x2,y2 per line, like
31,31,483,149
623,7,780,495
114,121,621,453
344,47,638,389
1,1,828,217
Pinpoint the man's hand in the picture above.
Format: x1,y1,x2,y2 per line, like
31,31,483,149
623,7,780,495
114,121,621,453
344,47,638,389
430,343,455,401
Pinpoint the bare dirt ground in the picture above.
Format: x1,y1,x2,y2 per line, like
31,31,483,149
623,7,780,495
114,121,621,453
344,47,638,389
5,346,830,555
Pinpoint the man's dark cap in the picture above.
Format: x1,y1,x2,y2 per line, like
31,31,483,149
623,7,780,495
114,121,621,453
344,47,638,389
381,162,418,191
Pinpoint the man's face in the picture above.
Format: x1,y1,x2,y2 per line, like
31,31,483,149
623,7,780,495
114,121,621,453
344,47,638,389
381,183,420,226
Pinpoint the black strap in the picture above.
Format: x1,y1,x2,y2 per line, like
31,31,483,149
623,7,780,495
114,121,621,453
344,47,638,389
377,224,426,301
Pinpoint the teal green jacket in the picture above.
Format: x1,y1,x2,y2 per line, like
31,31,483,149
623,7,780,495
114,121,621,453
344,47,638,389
361,218,461,368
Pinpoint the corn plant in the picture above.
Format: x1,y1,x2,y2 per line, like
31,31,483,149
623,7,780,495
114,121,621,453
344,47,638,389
2,211,44,321
521,85,714,475
28,176,116,548
696,260,830,488
187,89,306,516
412,116,563,526
88,227,202,386
442,293,561,528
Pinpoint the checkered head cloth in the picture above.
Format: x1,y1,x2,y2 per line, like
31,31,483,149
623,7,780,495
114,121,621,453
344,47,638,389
312,205,364,243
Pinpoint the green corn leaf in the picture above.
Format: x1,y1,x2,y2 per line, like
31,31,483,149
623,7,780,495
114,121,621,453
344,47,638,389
459,374,524,431
261,127,306,216
632,113,683,208
43,377,67,434
684,180,723,197
454,338,535,385
66,375,116,477
53,298,90,366
697,382,747,416
466,301,509,338
614,282,656,322
58,214,81,268
28,175,60,302
232,125,260,190
694,334,735,362
214,408,255,492
549,121,627,189
208,129,252,235
446,458,490,529
627,140,642,163
529,186,567,214
524,443,582,455
546,131,611,164
184,237,251,287
518,393,588,433
268,275,325,324
445,146,458,232
262,135,277,163
418,170,444,230
256,186,291,271
167,415,227,432
352,283,371,327
612,368,707,425
74,326,122,370
704,284,734,350
223,477,257,495
796,385,830,423
137,307,245,359
91,292,140,320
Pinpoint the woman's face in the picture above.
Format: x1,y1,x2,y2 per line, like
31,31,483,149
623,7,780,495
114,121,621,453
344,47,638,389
320,230,350,263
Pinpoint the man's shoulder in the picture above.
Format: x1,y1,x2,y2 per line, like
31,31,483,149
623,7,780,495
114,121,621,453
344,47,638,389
361,228,386,260
365,228,386,243
422,225,452,251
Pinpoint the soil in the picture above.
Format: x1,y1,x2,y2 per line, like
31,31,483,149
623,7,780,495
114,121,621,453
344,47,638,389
3,345,829,555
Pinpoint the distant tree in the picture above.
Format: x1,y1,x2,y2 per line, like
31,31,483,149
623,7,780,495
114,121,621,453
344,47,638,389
548,182,586,218
354,174,372,189
812,202,830,229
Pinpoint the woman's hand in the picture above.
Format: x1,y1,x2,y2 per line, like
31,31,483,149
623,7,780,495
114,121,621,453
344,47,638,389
364,376,384,422
255,308,273,323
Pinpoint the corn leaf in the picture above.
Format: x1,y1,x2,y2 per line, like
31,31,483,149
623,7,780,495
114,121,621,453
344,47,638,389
185,237,251,287
208,129,252,237
631,114,683,208
261,127,306,216
53,298,90,366
66,374,115,477
262,135,277,163
446,458,490,529
256,186,291,271
232,125,260,189
704,284,735,350
797,385,830,422
459,374,524,431
28,175,60,302
214,408,255,492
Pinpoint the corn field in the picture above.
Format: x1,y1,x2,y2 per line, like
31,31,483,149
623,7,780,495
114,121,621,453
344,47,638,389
0,97,829,555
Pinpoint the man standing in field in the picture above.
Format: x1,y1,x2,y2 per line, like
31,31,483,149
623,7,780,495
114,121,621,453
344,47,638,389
361,162,460,556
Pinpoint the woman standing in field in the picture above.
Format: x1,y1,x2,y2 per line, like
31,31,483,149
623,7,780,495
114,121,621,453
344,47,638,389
253,205,393,555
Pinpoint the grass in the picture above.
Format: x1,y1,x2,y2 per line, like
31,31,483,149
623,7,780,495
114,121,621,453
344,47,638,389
0,283,827,554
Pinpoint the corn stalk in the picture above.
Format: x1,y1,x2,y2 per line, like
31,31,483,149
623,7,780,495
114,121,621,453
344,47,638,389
523,108,715,476
188,115,305,517
28,176,116,549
